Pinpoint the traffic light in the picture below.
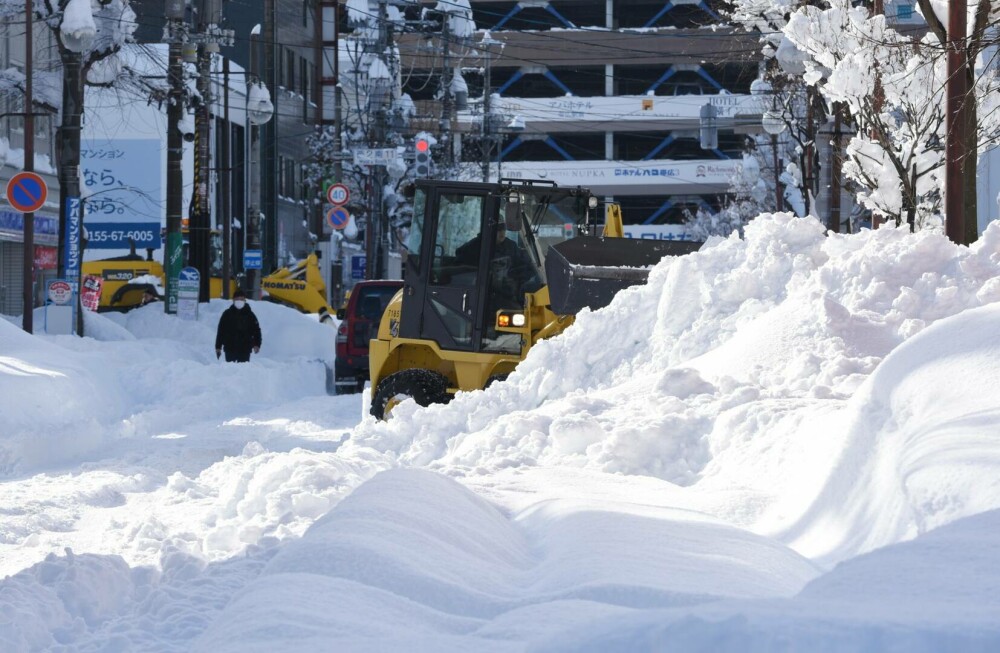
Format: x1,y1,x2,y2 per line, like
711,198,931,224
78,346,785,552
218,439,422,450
414,138,431,177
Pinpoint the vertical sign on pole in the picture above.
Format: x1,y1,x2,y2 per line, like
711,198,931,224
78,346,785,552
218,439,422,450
177,266,200,320
63,197,82,293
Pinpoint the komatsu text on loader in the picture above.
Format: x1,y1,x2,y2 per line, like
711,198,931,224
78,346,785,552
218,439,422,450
367,178,701,419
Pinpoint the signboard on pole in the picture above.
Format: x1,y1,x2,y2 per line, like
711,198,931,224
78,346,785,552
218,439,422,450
353,148,397,166
351,255,366,280
81,139,163,249
63,197,82,293
5,172,48,213
243,249,263,270
165,231,183,314
326,183,349,206
177,266,200,321
80,275,104,312
44,279,75,335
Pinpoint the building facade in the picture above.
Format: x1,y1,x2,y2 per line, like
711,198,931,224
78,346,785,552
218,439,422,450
396,0,765,227
0,15,62,317
132,0,318,279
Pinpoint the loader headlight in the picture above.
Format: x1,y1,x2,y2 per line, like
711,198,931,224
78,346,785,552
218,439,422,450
497,312,525,328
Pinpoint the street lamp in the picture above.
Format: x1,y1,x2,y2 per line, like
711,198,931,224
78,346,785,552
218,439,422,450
247,81,274,127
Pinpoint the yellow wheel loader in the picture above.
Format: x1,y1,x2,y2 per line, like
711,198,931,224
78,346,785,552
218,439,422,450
82,230,235,312
368,178,701,419
260,252,337,322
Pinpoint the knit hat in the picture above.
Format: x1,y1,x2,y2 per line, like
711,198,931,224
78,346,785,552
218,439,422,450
233,288,247,299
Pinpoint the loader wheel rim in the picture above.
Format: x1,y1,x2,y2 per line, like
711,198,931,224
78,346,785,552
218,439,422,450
383,393,413,419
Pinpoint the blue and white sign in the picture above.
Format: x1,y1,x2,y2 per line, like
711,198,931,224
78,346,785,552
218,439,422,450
243,249,263,270
351,255,366,280
86,221,161,249
0,209,59,246
63,197,82,291
81,139,163,249
177,266,200,321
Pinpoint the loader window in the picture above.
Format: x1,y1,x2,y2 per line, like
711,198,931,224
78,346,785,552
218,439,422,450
423,192,485,349
405,188,426,269
432,193,483,286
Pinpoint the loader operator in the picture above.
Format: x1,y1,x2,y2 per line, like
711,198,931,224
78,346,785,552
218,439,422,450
457,223,540,310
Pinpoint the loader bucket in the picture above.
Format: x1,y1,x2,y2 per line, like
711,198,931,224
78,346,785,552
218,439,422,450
545,236,701,314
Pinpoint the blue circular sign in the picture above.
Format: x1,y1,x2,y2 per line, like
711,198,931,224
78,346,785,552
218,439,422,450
326,206,350,230
6,172,48,213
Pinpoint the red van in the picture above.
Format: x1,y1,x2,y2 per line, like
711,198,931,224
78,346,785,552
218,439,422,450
334,280,403,393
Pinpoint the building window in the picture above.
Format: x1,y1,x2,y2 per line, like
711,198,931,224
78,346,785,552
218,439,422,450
896,3,913,19
285,49,296,91
280,157,297,200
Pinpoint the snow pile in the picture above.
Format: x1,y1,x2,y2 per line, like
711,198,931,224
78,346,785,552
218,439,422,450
0,300,334,474
2,214,1000,651
347,216,1000,563
192,469,820,653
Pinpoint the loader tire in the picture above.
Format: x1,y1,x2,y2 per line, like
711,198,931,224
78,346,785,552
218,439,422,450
485,373,509,388
370,369,450,420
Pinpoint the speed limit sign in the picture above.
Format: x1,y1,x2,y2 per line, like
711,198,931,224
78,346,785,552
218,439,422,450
327,183,349,206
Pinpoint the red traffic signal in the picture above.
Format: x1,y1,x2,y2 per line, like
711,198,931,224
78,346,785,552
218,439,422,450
414,138,431,177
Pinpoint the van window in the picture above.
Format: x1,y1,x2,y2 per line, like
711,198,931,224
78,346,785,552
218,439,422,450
355,286,399,320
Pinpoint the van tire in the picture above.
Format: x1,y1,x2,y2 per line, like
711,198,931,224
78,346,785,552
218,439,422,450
370,369,450,420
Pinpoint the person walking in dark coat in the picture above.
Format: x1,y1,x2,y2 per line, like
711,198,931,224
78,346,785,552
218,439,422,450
215,289,262,362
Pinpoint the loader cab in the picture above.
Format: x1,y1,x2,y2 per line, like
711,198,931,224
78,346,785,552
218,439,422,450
399,179,595,355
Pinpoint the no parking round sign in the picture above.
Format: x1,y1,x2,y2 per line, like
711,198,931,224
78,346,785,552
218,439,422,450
326,206,350,230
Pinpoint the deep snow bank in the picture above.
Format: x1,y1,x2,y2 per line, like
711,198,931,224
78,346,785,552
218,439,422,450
533,509,1000,653
0,301,334,475
193,469,819,653
343,216,1000,562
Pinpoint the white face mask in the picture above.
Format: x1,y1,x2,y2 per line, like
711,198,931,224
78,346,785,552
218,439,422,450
234,300,246,309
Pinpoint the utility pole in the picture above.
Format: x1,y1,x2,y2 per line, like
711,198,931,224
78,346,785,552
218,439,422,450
22,1,34,333
262,0,277,274
57,38,85,335
772,134,782,211
830,102,843,233
365,0,391,280
188,0,232,301
221,57,231,299
945,0,968,244
333,3,343,185
440,13,453,169
247,28,260,295
480,33,501,182
190,42,212,302
164,0,187,314
245,25,274,297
